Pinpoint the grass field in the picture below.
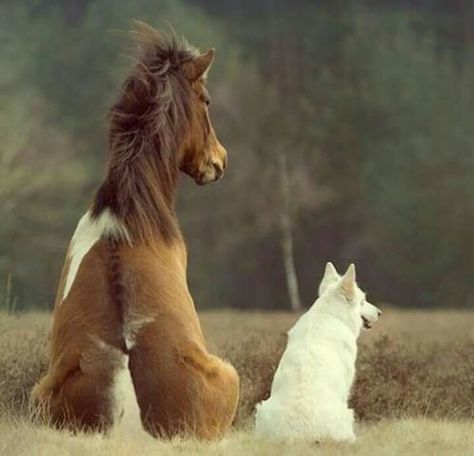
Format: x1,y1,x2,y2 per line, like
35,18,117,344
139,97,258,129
0,308,473,455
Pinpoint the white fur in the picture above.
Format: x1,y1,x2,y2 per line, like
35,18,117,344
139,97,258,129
109,353,146,438
124,337,135,351
123,314,154,351
62,209,130,302
91,338,144,436
255,262,381,442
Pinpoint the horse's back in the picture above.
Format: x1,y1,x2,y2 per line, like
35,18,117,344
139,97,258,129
51,239,124,351
34,236,239,438
33,239,126,431
116,241,239,438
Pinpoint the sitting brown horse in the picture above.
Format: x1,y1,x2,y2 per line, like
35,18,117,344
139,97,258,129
32,21,239,440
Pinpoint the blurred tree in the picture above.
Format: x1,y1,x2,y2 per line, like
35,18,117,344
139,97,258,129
0,5,86,307
1,0,473,310
305,13,474,306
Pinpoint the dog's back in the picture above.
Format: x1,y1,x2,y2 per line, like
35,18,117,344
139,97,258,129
255,308,358,441
255,263,381,442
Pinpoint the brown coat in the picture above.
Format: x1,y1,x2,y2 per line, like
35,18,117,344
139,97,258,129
32,22,238,439
33,235,239,438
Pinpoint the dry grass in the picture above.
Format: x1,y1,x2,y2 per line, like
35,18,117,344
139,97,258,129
201,308,474,424
1,417,473,456
0,308,473,454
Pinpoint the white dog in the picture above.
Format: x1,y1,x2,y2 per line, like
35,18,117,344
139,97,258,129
255,262,381,442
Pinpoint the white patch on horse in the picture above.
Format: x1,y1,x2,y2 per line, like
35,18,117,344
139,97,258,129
90,338,146,438
123,314,154,350
109,353,145,438
62,209,130,302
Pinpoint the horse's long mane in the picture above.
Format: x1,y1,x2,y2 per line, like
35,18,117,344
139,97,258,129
92,22,199,243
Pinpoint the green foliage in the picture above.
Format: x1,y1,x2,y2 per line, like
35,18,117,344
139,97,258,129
1,0,246,309
312,13,474,305
0,1,472,309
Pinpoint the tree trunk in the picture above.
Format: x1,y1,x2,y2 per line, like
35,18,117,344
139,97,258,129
278,152,302,312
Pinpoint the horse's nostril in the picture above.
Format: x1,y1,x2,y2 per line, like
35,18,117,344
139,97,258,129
213,162,223,178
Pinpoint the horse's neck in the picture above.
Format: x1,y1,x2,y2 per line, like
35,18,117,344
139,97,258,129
92,142,181,244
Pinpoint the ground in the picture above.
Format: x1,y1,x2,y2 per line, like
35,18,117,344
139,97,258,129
0,308,473,455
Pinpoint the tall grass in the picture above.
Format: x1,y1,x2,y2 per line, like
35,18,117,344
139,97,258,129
0,309,473,425
0,275,17,333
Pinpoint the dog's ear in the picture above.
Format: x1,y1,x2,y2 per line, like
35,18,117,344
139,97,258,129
340,263,356,300
318,262,339,295
324,262,338,279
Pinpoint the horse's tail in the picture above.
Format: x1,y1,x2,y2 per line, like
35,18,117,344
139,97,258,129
106,237,129,354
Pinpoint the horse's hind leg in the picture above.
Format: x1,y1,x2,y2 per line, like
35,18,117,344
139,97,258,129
199,354,240,439
128,342,239,439
329,408,356,443
32,342,125,432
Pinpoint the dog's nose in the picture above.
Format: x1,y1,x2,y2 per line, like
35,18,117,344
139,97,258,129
377,309,382,317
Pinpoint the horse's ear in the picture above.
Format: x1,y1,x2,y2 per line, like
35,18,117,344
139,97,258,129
183,49,215,81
